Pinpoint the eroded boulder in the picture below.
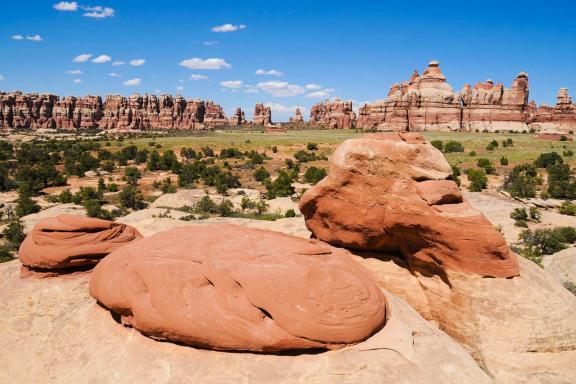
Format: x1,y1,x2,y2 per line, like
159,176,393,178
89,224,387,352
18,214,142,269
299,132,519,278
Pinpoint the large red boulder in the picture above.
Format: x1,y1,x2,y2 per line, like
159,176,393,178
299,132,519,278
89,224,387,352
18,215,142,270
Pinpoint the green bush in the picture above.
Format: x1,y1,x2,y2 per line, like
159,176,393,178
505,164,542,198
119,185,146,210
430,140,443,151
285,209,296,218
306,143,319,151
534,152,563,168
559,201,576,216
477,158,496,174
265,171,295,199
293,150,317,163
500,157,509,165
466,168,487,192
254,167,270,182
304,167,327,185
468,151,477,157
444,141,464,153
510,208,528,221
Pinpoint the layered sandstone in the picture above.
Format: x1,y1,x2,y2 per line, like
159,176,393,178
532,88,576,133
289,107,304,123
0,91,230,130
299,132,519,277
253,103,272,126
228,107,246,126
357,61,535,132
89,224,387,352
310,98,356,129
18,215,142,270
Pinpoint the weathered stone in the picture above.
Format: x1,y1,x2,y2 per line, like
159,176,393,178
289,107,304,123
253,103,272,126
89,224,387,352
310,98,356,129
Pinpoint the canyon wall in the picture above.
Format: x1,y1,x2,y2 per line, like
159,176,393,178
253,103,272,126
0,92,230,130
309,98,356,129
358,61,576,133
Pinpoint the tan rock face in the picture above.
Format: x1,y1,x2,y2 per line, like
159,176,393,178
253,103,272,125
288,107,304,123
0,92,229,130
228,107,246,126
18,214,142,270
532,87,576,133
89,224,387,352
299,132,519,278
310,98,356,129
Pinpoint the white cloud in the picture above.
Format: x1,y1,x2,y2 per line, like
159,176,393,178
73,53,92,62
176,86,184,91
11,35,24,40
202,40,219,46
53,1,78,11
108,72,121,77
0,75,4,81
189,74,208,81
211,23,246,32
264,103,305,114
73,79,82,83
92,54,111,63
82,6,115,18
220,80,243,89
256,81,305,97
65,69,83,74
123,78,141,86
26,35,43,42
111,61,125,66
305,83,322,90
255,69,283,77
129,59,145,66
178,57,231,70
305,90,332,99
245,87,259,94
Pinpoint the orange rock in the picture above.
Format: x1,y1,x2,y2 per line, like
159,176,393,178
299,132,520,278
89,224,387,352
18,215,142,270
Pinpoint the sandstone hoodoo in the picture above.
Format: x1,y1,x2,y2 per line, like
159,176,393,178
299,132,520,278
252,103,272,126
89,224,387,352
18,215,142,270
309,98,356,129
0,91,230,130
289,107,304,123
228,107,246,126
532,87,576,133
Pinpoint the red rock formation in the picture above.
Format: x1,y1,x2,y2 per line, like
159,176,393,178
532,88,576,133
253,103,272,126
18,215,142,270
310,98,356,129
203,101,228,127
228,107,246,126
299,133,520,278
73,95,103,129
89,224,387,352
289,107,304,123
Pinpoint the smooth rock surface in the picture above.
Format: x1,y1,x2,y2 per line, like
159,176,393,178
90,224,387,352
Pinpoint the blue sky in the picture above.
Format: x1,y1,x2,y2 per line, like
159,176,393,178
1,0,575,120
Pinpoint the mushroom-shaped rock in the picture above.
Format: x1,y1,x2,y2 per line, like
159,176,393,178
18,215,142,270
89,224,387,352
299,132,520,278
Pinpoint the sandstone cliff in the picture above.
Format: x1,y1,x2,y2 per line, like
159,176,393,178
310,98,356,129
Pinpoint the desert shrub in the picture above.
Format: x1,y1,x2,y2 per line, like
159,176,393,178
218,200,234,217
477,158,497,174
220,147,244,159
510,208,528,221
135,149,149,164
272,146,278,153
160,177,177,193
124,167,141,186
451,165,461,186
107,183,118,192
486,142,496,151
559,201,576,216
547,163,576,199
430,140,443,151
304,167,327,185
307,143,319,151
214,171,241,194
529,206,541,222
265,171,295,199
2,221,26,250
444,141,464,153
240,196,256,211
119,185,146,210
534,152,563,168
180,147,197,162
147,150,161,171
195,195,219,214
500,156,509,165
505,164,541,198
285,209,296,218
293,150,317,163
564,281,576,296
502,138,514,147
466,168,487,192
563,149,574,157
254,167,270,182
247,150,265,165
15,188,40,217
518,227,576,256
469,151,477,156
201,146,215,157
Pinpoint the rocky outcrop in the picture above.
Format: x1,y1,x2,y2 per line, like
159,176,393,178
228,107,246,126
357,61,537,132
253,103,272,126
532,88,576,133
299,132,519,278
89,224,387,352
310,98,356,129
289,107,304,123
18,215,142,270
0,91,229,130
